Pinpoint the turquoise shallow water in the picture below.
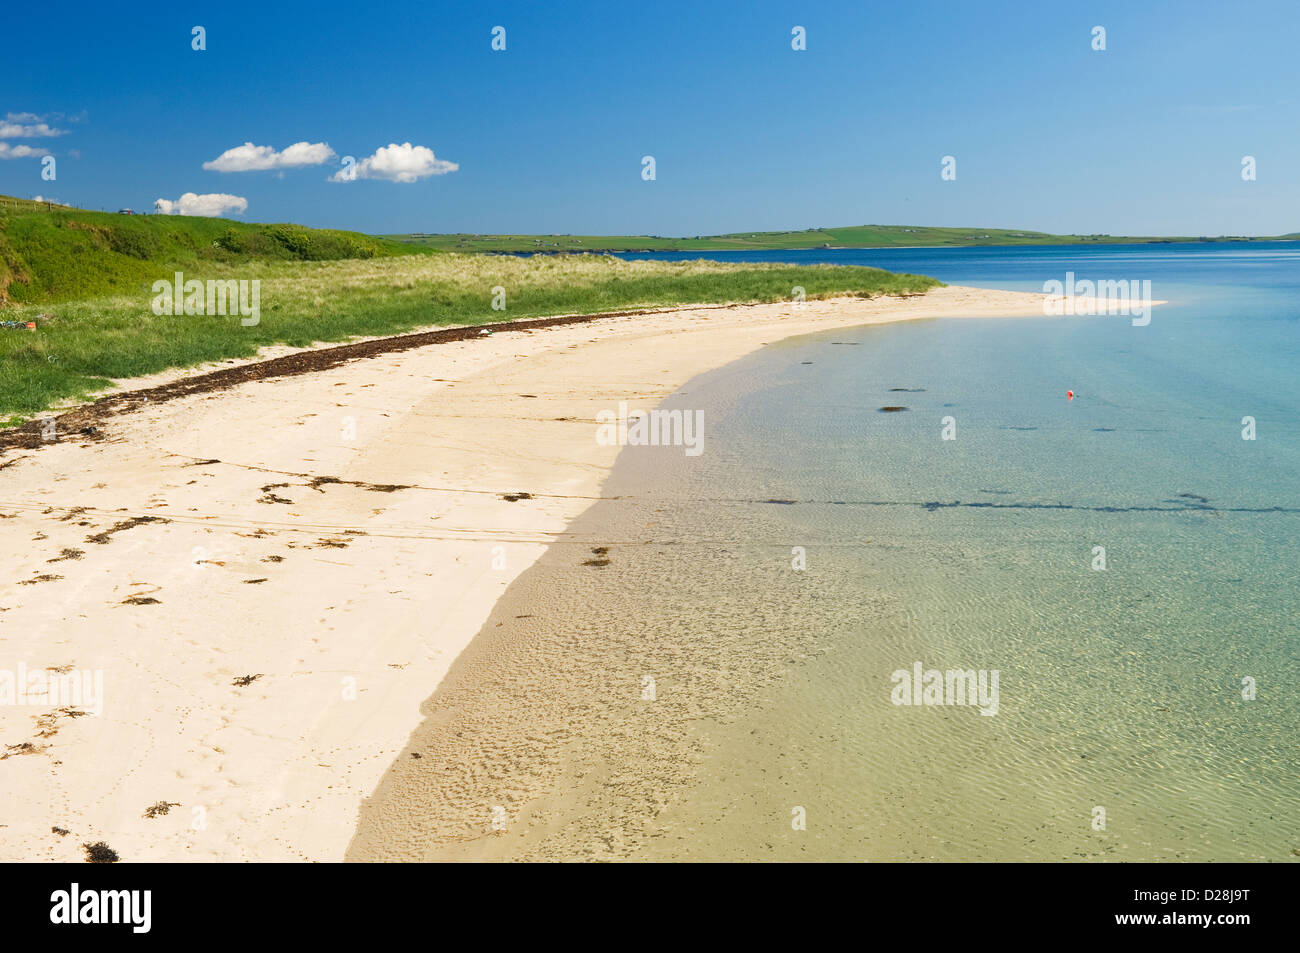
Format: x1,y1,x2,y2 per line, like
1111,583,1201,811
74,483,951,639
368,244,1299,861
605,243,1300,860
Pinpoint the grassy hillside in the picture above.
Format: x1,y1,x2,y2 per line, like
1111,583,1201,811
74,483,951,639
0,207,939,421
390,224,1286,253
0,197,432,305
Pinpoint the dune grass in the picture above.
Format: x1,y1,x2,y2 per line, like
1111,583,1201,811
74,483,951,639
0,252,940,422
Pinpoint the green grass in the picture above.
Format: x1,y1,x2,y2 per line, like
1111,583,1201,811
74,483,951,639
0,239,939,422
0,196,434,306
389,223,1288,253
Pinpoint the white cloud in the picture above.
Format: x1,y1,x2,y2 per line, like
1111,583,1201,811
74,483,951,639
203,140,336,172
154,192,248,217
0,119,64,139
0,142,51,159
7,111,82,123
331,142,458,183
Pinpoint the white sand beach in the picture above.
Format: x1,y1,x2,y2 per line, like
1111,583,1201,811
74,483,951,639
0,286,1153,862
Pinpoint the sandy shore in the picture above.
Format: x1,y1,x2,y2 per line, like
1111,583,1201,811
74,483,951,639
0,287,1150,862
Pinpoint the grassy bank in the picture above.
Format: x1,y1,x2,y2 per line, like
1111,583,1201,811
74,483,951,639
388,224,1285,253
0,252,939,422
0,198,431,306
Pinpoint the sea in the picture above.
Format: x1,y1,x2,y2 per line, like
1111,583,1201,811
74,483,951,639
381,243,1300,861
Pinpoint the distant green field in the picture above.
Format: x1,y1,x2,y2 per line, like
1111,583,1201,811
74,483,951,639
0,198,939,422
388,223,1285,253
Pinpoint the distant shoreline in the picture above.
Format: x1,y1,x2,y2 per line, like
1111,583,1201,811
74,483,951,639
477,237,1300,257
391,230,1298,255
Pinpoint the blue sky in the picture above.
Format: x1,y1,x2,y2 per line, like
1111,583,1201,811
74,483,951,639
2,0,1297,236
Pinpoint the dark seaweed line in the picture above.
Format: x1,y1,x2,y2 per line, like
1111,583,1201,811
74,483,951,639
0,304,746,453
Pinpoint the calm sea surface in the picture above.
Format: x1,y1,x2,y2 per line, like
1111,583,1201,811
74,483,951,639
404,243,1300,861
